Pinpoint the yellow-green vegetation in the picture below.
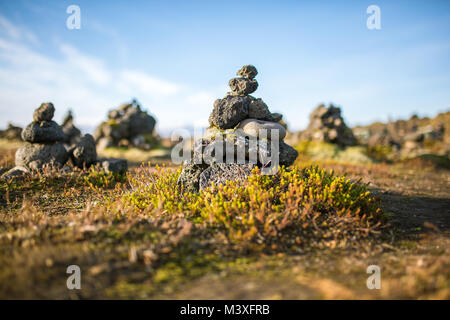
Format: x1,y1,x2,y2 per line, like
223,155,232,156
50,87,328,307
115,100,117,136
296,141,374,164
117,165,384,253
98,147,171,165
0,153,448,299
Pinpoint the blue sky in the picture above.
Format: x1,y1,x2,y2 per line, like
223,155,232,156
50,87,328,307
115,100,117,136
0,0,449,133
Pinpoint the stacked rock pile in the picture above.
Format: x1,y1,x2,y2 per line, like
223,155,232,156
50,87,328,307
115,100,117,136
93,99,156,150
177,65,298,193
61,110,82,145
16,102,69,170
1,103,127,180
299,104,357,146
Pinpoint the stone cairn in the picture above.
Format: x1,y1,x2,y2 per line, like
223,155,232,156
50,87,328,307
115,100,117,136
177,65,298,193
16,102,70,171
1,103,127,180
61,110,82,145
299,104,357,146
93,99,156,150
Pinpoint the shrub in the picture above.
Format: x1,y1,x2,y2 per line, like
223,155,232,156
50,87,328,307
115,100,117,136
112,165,385,253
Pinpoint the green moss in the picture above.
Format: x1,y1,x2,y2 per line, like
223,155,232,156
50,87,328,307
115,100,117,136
116,165,385,253
295,141,375,164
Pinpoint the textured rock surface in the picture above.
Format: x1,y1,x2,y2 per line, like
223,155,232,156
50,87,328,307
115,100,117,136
300,104,357,146
238,118,286,140
99,158,128,173
228,78,258,95
33,102,55,122
93,100,156,150
209,95,249,129
179,65,298,193
199,163,255,190
266,112,283,123
15,143,68,170
247,97,271,119
122,107,156,138
237,65,258,79
22,121,67,143
1,166,30,181
176,162,208,193
278,141,299,167
61,110,81,145
69,134,97,168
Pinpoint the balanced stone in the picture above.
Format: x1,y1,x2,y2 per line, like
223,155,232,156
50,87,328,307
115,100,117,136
238,119,287,140
122,106,156,138
69,134,97,169
248,97,271,119
179,64,298,193
61,110,81,145
21,121,67,143
33,102,55,122
278,141,299,167
209,95,249,129
15,142,68,170
237,65,258,79
300,104,356,146
228,78,258,95
93,100,156,150
99,158,128,173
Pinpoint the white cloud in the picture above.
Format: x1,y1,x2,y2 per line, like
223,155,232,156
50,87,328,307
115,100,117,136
119,70,180,96
0,15,39,45
60,44,112,86
0,15,21,39
0,16,216,134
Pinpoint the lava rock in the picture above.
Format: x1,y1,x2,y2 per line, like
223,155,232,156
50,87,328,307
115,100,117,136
99,158,128,173
278,141,299,167
122,107,156,137
93,100,157,149
69,134,97,169
209,95,249,129
247,97,271,119
176,162,208,193
237,65,258,79
199,163,255,190
22,121,67,143
15,143,68,170
61,110,82,144
300,104,357,146
266,112,283,122
33,102,55,122
228,78,258,95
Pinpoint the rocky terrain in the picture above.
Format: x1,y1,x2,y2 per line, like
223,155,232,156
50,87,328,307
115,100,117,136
354,111,449,159
0,75,448,300
94,99,157,151
1,103,128,181
287,105,449,167
297,104,356,146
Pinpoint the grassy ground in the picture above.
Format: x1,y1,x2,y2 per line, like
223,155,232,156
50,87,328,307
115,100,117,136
0,139,448,299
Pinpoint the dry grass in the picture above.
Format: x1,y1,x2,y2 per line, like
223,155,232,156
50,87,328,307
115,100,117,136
0,139,449,299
